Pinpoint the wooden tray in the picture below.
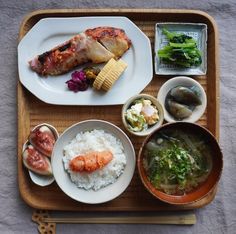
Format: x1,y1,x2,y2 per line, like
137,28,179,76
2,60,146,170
18,9,219,211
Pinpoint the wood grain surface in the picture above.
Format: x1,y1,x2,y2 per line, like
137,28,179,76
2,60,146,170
17,9,219,211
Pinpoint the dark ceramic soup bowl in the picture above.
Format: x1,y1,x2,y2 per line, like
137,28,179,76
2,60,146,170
137,122,223,205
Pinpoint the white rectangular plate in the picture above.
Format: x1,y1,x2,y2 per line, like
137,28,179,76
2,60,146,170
18,17,153,105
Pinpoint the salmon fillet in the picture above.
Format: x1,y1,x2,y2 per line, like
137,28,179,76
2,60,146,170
29,27,131,76
69,151,113,172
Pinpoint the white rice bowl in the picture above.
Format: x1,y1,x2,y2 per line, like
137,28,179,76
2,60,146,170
51,120,135,204
63,129,126,190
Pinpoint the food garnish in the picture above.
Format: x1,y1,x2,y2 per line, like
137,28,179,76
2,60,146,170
69,151,113,172
158,29,202,68
144,129,212,195
125,98,159,132
66,70,88,92
29,27,131,76
165,85,202,120
22,144,53,176
66,67,100,92
83,67,101,82
66,58,127,93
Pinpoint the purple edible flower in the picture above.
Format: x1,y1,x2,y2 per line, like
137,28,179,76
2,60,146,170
71,71,86,82
66,80,79,92
66,70,89,92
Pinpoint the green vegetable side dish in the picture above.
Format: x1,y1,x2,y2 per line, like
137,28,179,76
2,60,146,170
143,129,212,195
125,99,159,132
158,29,202,68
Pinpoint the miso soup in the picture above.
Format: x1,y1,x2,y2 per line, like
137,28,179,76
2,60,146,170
143,129,212,195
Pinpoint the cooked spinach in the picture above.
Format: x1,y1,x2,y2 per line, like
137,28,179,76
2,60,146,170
158,29,202,68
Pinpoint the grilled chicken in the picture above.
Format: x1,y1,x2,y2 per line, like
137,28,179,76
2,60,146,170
29,27,131,76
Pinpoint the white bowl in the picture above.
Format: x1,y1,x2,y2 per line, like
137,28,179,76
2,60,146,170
51,119,136,204
22,123,59,186
157,76,207,123
122,94,164,137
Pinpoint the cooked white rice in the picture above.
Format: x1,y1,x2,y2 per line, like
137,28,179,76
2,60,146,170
63,129,126,190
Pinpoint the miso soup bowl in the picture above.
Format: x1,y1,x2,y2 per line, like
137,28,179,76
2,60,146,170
137,122,223,205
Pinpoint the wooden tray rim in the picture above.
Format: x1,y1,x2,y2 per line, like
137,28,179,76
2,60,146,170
17,8,220,211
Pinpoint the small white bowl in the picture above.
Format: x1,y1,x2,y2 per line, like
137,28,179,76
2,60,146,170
122,94,164,137
51,120,136,204
22,141,55,186
22,123,59,186
157,76,207,123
